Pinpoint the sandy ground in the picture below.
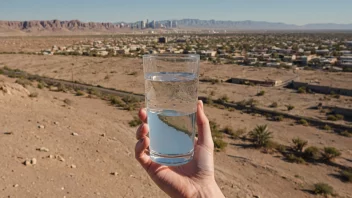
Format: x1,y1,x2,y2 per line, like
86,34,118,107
1,54,351,126
1,73,351,198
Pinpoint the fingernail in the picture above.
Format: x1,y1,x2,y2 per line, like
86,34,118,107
199,100,204,110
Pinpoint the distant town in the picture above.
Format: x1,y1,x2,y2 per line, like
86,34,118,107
36,33,352,72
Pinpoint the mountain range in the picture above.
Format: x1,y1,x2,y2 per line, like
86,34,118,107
0,19,351,35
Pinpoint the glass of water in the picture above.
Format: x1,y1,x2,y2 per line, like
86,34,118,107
143,54,200,166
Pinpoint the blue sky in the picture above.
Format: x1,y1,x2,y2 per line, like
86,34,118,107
0,0,351,25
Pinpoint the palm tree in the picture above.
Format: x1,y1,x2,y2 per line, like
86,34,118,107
249,125,273,147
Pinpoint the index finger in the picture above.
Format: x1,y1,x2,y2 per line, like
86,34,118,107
138,108,148,123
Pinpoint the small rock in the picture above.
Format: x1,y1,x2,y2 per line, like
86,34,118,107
38,147,49,152
4,132,13,135
38,125,45,129
54,122,59,125
110,172,119,176
13,184,19,188
71,164,76,169
253,195,260,198
31,158,37,165
57,155,65,162
71,132,79,136
100,133,106,137
48,155,55,159
24,160,31,166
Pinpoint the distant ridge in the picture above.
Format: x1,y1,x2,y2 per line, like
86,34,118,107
1,19,352,34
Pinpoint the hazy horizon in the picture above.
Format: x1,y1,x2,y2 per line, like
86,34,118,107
0,0,352,25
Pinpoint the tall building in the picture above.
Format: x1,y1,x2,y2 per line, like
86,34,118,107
172,21,177,28
167,20,172,28
141,21,145,29
146,19,149,28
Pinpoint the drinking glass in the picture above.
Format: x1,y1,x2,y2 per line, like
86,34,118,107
143,54,200,166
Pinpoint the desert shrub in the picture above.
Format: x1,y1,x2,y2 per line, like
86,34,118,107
104,75,110,80
335,114,344,120
15,79,32,87
303,146,320,160
256,90,265,96
313,183,334,195
297,86,306,93
292,137,308,152
249,125,273,147
213,138,227,151
276,144,288,154
222,126,234,135
63,98,73,105
122,96,140,104
219,95,229,103
230,128,246,139
29,92,38,98
210,90,215,96
269,102,278,108
128,116,142,127
264,140,280,150
340,169,352,182
327,115,338,121
87,88,101,97
340,130,352,137
274,115,284,121
286,154,306,164
0,69,4,74
286,105,295,111
238,98,259,107
228,107,235,112
37,82,44,89
110,96,124,106
298,119,309,126
75,90,84,96
209,121,222,139
57,83,67,92
322,147,341,161
323,124,332,131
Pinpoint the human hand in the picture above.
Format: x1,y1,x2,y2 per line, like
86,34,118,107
135,100,225,198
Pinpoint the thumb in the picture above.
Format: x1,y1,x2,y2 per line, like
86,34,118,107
196,100,214,149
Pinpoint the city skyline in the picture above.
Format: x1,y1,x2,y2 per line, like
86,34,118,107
0,0,352,25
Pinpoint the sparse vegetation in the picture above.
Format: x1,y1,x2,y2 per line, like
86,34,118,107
110,96,124,106
213,138,228,151
323,124,332,131
297,86,306,93
335,114,344,120
286,105,295,111
75,90,84,96
269,102,278,108
322,147,341,161
340,130,352,137
286,154,306,164
298,119,309,126
274,115,284,121
37,82,44,89
249,125,273,147
128,71,138,76
340,169,352,182
218,95,229,103
292,137,308,153
239,98,258,107
256,90,265,96
327,114,343,121
313,183,334,195
303,146,320,161
229,128,246,139
128,116,142,127
15,78,32,87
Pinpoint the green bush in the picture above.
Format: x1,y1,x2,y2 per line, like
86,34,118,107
256,90,265,96
75,90,84,96
323,124,332,131
274,115,284,121
209,121,222,139
286,105,295,111
276,144,288,154
335,114,344,120
322,147,341,161
213,138,228,151
297,87,306,93
269,102,278,108
286,154,306,164
249,125,273,147
341,169,352,182
313,183,334,195
37,82,44,89
57,83,67,92
340,130,352,137
298,119,309,126
0,69,4,74
327,115,338,121
222,126,234,135
219,95,229,103
110,96,124,106
292,137,308,152
303,146,320,160
128,116,142,127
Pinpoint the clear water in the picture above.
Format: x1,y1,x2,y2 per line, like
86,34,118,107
145,72,198,166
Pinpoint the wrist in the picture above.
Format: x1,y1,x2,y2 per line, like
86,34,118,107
196,180,225,198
